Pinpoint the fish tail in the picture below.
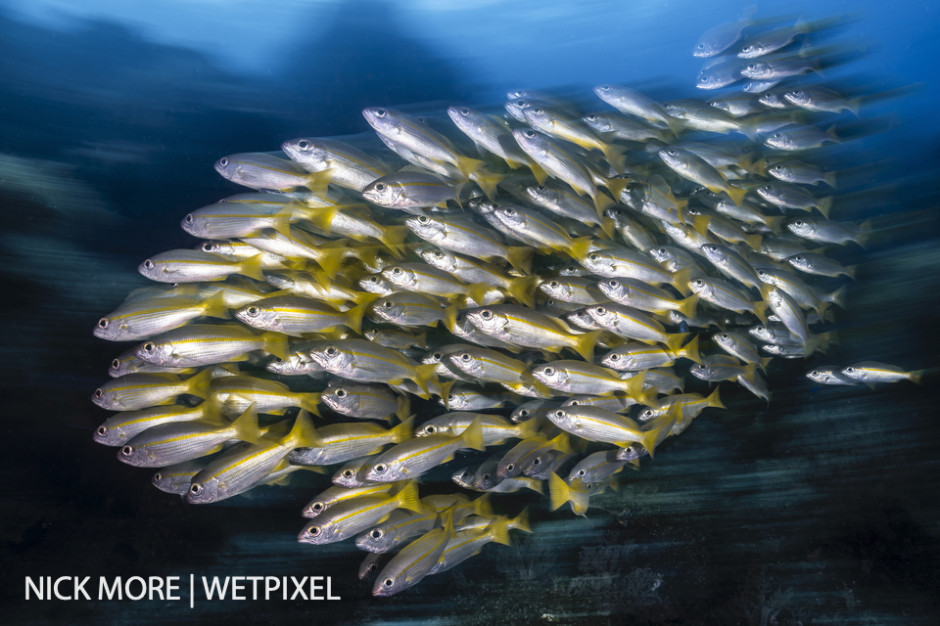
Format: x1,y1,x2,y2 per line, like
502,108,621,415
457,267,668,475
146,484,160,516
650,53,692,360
467,283,493,308
489,517,513,547
598,215,616,240
743,232,762,251
461,417,486,452
753,299,769,325
394,394,411,421
302,205,338,235
507,246,535,275
749,157,766,176
380,225,411,258
435,379,456,408
639,421,669,460
676,293,700,320
442,303,459,334
763,214,785,231
548,432,573,455
516,414,541,440
664,332,690,356
816,196,833,219
239,254,265,281
760,356,773,372
568,236,594,261
299,392,321,417
725,184,748,207
824,171,838,188
547,471,571,512
691,214,710,237
344,301,368,336
528,162,548,185
396,481,424,515
288,410,320,448
304,170,332,195
412,364,440,399
572,329,601,362
232,404,262,444
391,415,414,443
508,275,539,308
706,386,725,410
185,367,214,399
270,212,294,238
472,493,493,518
670,267,692,295
510,507,531,534
623,370,649,403
678,333,702,364
200,291,231,319
825,124,840,144
803,333,822,357
316,247,346,279
471,169,504,201
456,156,485,179
845,264,857,280
909,370,925,385
263,332,289,361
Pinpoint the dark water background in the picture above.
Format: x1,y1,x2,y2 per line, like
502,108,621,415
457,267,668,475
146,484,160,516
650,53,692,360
1,1,938,623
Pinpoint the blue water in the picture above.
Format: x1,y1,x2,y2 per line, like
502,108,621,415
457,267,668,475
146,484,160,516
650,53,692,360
1,1,938,624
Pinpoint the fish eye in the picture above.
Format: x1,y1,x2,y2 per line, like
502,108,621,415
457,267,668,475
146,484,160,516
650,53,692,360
845,367,855,374
543,367,555,375
482,473,490,481
417,215,429,224
342,469,354,478
218,157,228,167
577,469,586,477
794,220,804,227
589,253,598,261
97,318,109,329
460,353,471,362
569,400,580,405
371,529,383,539
460,107,470,116
120,445,133,456
110,358,121,369
369,276,379,283
503,207,515,216
595,307,607,315
697,43,705,50
246,306,260,317
554,410,565,418
143,259,154,270
609,353,620,361
532,457,541,465
201,242,215,252
549,280,559,287
375,109,387,118
374,182,386,192
599,84,611,92
373,463,387,474
97,425,107,436
771,132,782,139
432,352,442,360
153,472,162,482
307,526,321,537
190,483,202,495
335,388,347,398
325,346,338,356
383,578,394,588
793,255,804,262
184,214,194,224
506,463,514,472
392,267,403,275
642,409,654,419
518,409,529,417
523,130,536,138
586,114,597,122
382,300,392,309
693,279,704,287
480,309,493,320
312,502,324,512
297,139,311,150
425,425,436,434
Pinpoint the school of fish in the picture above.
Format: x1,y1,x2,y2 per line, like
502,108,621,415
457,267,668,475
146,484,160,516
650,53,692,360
90,14,923,596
